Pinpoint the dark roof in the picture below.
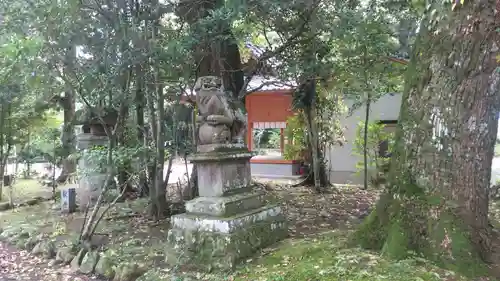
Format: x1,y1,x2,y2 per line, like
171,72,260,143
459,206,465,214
244,42,281,68
246,75,296,92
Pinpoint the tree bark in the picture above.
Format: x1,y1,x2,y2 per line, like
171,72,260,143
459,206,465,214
184,108,199,200
57,48,76,184
176,0,244,99
353,2,500,277
152,76,169,218
176,0,244,199
135,65,149,197
363,94,370,190
0,104,9,201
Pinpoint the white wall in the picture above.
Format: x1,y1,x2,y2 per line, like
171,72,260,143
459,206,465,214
325,93,402,184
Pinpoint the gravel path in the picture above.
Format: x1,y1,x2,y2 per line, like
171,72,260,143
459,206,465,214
0,243,103,281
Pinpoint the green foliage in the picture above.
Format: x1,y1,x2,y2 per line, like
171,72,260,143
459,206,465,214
253,129,281,150
329,1,405,111
353,122,394,181
29,127,64,165
267,130,281,149
283,87,345,162
14,112,63,165
283,114,307,160
81,145,155,176
316,86,346,151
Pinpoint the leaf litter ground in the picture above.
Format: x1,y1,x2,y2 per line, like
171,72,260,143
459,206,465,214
0,181,497,280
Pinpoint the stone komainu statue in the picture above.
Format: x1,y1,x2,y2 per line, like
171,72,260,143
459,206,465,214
194,76,246,145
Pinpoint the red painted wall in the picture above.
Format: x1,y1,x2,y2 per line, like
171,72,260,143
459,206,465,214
245,91,294,123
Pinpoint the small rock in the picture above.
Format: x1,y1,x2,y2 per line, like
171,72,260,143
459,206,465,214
24,236,41,252
55,246,76,265
71,249,88,271
8,231,30,245
95,255,116,279
113,263,147,281
0,202,11,211
25,198,40,206
79,250,100,274
348,215,359,221
0,227,17,240
43,241,56,259
31,240,56,258
319,210,329,217
32,242,44,255
15,238,28,249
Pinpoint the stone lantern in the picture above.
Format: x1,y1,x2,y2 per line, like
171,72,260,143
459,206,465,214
74,108,118,205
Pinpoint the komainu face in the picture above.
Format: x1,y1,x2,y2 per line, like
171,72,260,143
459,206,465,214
194,76,223,93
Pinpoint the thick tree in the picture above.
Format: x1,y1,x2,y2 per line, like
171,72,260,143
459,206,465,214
176,0,244,97
174,0,246,198
56,48,76,184
354,0,500,277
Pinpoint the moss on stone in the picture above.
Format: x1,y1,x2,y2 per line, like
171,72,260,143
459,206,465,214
165,217,287,271
95,254,117,279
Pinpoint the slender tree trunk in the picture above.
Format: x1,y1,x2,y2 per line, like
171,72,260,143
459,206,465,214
52,139,57,198
147,5,169,219
163,156,174,190
305,106,321,191
302,81,324,191
353,2,500,277
135,65,149,197
0,103,6,202
362,94,371,190
153,80,169,218
1,147,12,205
116,110,133,194
57,47,76,183
185,108,198,199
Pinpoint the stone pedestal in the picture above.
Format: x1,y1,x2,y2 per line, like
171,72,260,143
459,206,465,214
165,144,287,270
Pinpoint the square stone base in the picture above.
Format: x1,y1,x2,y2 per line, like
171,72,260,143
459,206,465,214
165,205,287,270
185,191,265,217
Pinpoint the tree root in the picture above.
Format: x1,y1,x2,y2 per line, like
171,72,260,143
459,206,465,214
352,194,494,278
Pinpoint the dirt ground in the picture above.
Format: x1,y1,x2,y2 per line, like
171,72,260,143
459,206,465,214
0,182,380,281
0,242,104,281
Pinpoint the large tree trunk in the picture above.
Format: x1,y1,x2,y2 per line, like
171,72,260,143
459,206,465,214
353,2,500,277
176,0,244,199
176,0,244,99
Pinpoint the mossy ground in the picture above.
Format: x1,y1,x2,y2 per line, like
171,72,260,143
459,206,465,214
0,179,68,203
1,182,498,280
229,230,466,281
139,230,468,281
